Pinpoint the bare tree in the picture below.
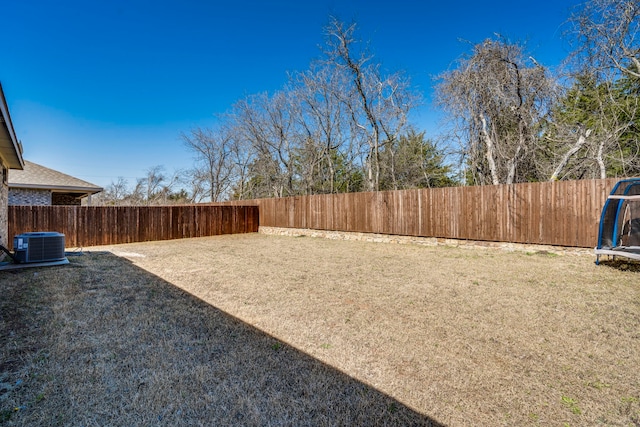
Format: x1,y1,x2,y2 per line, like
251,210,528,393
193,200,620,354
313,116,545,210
95,177,130,206
180,17,431,197
290,62,356,194
436,38,555,185
323,17,418,191
568,0,640,79
132,166,183,205
155,168,183,204
229,91,300,198
182,126,236,202
142,165,165,204
543,0,640,180
226,131,255,200
543,72,640,180
93,168,189,206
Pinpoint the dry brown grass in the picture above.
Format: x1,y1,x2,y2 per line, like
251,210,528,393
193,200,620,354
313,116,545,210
1,249,434,426
2,233,639,426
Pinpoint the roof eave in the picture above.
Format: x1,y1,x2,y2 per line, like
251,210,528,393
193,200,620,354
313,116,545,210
0,82,25,170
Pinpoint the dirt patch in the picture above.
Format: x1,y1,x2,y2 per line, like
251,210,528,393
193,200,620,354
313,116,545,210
2,233,640,426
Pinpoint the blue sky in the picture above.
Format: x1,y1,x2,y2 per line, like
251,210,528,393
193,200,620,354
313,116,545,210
3,0,581,190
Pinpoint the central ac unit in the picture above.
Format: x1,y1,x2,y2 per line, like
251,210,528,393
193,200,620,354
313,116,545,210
13,232,66,263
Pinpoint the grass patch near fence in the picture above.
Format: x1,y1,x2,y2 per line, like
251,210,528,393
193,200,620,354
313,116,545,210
2,233,640,426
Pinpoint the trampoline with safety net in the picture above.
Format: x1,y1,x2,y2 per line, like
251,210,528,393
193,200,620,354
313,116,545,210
595,178,640,264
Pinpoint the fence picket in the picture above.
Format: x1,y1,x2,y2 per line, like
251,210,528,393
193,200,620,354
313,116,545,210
221,178,623,248
8,205,259,248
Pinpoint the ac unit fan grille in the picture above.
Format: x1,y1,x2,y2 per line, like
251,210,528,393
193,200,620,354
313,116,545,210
13,232,66,263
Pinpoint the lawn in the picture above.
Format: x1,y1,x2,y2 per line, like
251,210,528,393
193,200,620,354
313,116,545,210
1,233,639,426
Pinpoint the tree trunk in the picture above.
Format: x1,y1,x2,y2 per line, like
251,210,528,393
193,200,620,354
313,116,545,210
506,135,525,185
480,116,500,185
597,137,607,179
550,129,592,181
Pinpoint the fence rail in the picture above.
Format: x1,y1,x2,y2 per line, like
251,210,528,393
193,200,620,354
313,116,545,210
8,205,259,248
223,178,622,248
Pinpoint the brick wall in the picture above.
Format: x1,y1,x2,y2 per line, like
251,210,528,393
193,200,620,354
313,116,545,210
8,188,52,206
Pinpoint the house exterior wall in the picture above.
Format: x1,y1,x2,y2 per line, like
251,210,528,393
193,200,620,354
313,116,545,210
0,167,7,247
8,188,52,206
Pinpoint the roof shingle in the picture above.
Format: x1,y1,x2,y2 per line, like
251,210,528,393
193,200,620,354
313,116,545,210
9,161,103,194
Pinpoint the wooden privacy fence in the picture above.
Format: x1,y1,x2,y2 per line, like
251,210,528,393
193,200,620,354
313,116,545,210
8,179,626,249
8,205,259,248
227,178,622,248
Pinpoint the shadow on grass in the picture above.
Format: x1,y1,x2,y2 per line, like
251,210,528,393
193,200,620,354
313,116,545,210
597,258,640,272
1,252,443,426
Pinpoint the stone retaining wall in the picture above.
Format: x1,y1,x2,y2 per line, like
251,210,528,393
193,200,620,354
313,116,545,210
258,226,594,256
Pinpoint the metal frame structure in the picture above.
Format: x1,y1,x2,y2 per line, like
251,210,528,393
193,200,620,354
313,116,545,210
595,178,640,264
